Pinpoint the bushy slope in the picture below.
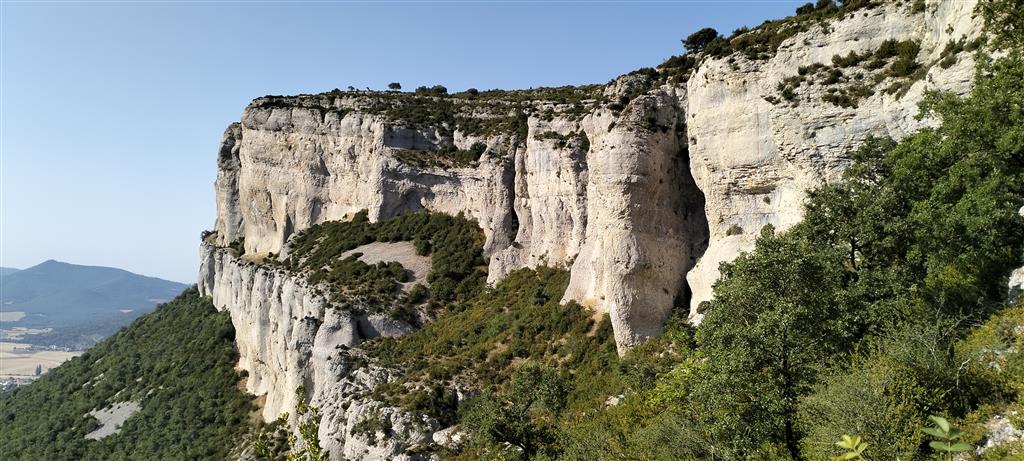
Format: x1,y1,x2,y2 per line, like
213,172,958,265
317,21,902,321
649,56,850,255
0,287,256,460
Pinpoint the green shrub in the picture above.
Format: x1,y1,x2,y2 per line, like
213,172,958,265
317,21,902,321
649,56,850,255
366,267,620,423
956,306,1024,402
886,40,921,77
875,39,900,59
683,27,720,53
832,50,867,68
797,335,938,460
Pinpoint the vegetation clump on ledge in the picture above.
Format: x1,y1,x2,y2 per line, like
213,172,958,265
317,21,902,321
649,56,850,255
684,0,883,62
282,210,487,321
393,141,490,169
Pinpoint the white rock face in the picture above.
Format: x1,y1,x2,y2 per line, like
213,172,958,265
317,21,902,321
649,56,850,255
198,243,430,459
563,87,707,350
221,104,516,260
489,116,589,279
685,0,981,320
211,85,707,351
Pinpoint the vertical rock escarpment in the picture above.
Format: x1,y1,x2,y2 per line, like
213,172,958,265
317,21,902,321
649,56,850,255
198,244,429,459
214,123,244,245
488,117,589,280
563,85,707,350
685,0,981,320
216,103,517,259
207,85,705,352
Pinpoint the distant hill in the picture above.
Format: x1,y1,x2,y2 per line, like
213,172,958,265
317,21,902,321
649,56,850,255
0,260,189,347
0,267,20,277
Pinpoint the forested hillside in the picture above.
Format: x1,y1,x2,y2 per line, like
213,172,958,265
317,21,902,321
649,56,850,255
0,288,256,460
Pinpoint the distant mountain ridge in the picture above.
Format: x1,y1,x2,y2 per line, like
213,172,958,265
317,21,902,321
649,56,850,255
1,260,189,347
0,267,20,277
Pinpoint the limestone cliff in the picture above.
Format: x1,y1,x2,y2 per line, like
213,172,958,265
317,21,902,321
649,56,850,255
685,0,981,320
199,243,432,459
198,1,987,458
209,81,706,351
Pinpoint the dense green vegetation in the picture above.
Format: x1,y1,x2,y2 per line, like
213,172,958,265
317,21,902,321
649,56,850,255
0,288,257,460
365,267,620,430
283,210,487,321
552,45,1024,461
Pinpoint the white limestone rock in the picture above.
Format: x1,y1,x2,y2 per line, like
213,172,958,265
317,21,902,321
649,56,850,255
210,84,708,352
685,0,982,321
199,244,435,460
563,85,707,350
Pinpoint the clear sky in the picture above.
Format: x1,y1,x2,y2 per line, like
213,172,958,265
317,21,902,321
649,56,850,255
1,0,803,283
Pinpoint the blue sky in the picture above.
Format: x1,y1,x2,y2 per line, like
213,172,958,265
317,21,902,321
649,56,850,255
1,1,803,283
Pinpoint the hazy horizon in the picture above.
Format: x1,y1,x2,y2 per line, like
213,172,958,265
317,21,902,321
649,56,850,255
2,1,804,283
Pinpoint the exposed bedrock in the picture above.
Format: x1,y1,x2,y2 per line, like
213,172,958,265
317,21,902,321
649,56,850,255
198,244,433,460
209,83,707,351
685,0,980,321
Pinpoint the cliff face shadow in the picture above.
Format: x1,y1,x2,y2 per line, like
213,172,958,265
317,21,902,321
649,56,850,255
677,145,710,313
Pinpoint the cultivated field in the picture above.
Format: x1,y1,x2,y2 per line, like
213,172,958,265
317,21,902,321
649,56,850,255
0,342,82,378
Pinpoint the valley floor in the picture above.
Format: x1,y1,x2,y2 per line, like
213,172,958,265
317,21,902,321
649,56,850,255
0,341,82,380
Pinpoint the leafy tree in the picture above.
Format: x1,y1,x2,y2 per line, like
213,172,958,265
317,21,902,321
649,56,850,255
683,27,720,53
977,0,1024,49
815,0,836,11
459,363,567,459
801,51,1024,322
387,82,401,91
414,84,448,96
694,227,859,459
795,3,815,15
285,387,327,461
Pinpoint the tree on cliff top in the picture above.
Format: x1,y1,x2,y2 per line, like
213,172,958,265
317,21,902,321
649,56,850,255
683,27,720,53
